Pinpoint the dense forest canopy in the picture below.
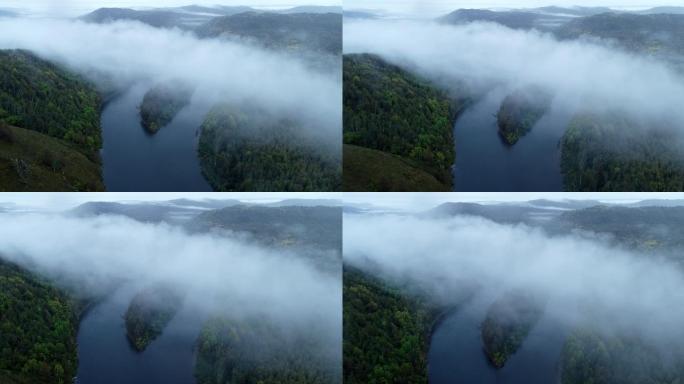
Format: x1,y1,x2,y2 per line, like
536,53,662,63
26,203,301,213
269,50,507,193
198,103,341,192
343,53,461,190
0,260,79,384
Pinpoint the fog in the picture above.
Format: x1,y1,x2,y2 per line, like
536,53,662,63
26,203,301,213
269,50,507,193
0,17,341,146
345,19,684,136
344,210,684,351
0,208,342,346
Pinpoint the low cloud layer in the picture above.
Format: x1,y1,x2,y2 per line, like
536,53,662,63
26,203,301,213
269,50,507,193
0,211,341,343
0,18,341,144
345,212,684,349
345,20,684,132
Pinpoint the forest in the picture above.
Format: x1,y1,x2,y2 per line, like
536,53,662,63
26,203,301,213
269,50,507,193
139,83,193,134
198,103,341,192
496,88,551,145
343,53,462,191
560,113,684,191
0,260,80,384
480,291,545,368
124,285,183,352
195,316,339,384
343,266,438,384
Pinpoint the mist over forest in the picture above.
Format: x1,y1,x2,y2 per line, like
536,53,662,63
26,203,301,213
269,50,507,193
0,196,342,384
343,3,684,192
343,197,684,383
0,3,342,192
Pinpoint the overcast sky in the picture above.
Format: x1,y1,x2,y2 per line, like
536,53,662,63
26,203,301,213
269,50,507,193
2,0,339,17
345,0,683,16
0,192,341,211
346,192,684,211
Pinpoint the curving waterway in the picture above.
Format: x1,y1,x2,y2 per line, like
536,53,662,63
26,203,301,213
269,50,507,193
452,88,574,192
429,296,568,384
100,84,212,191
75,285,203,384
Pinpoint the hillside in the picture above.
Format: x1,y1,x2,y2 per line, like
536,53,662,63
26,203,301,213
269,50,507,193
343,266,438,384
556,13,684,61
560,114,684,192
496,87,552,145
0,260,80,384
197,103,341,192
343,54,462,191
195,316,339,384
439,9,541,30
194,12,342,55
81,8,186,28
343,145,450,191
0,50,102,156
187,205,341,250
0,123,103,191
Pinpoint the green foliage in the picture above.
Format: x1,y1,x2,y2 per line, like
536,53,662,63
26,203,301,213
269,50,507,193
343,54,460,189
195,316,339,384
343,266,437,384
198,103,341,192
560,329,684,384
560,113,684,191
0,123,104,191
481,291,544,368
496,87,551,145
0,49,102,155
139,82,193,134
0,260,79,384
343,144,450,191
124,285,183,352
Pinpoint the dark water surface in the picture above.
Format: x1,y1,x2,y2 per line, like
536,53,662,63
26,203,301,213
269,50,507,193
76,286,203,384
429,296,567,384
453,88,573,191
101,84,212,191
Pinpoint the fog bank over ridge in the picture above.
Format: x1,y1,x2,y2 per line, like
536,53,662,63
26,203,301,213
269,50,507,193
0,17,342,145
344,212,684,350
345,19,684,136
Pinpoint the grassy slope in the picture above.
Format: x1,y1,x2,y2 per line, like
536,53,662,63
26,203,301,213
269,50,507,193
343,53,462,191
0,124,104,191
343,144,450,191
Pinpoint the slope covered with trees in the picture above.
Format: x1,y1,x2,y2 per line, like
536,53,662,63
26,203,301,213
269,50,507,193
560,114,684,191
139,83,193,134
124,285,183,352
0,50,102,155
198,104,341,192
343,54,462,191
0,260,79,384
195,316,339,384
343,266,439,384
496,87,551,145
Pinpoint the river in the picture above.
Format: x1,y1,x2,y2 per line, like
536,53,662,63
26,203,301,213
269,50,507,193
75,285,203,384
100,84,212,192
452,88,574,191
428,296,568,384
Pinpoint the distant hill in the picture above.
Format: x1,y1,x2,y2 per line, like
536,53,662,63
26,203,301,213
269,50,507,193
527,199,602,210
280,6,342,14
343,10,378,19
69,201,199,223
186,205,341,250
425,202,552,225
80,8,186,28
637,6,684,15
555,12,684,59
531,6,612,17
0,9,16,17
439,9,541,30
194,12,342,55
266,199,341,207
